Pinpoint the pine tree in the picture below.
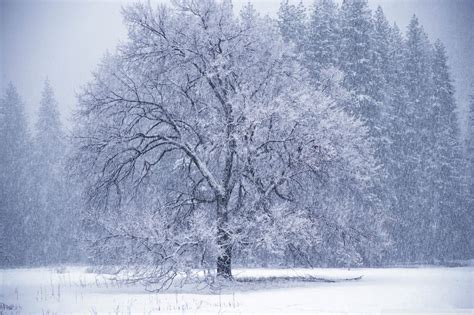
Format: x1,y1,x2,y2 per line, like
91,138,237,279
469,95,474,199
463,94,474,258
0,84,32,266
28,80,79,265
338,1,386,173
369,9,398,248
305,0,340,82
277,0,307,46
379,22,410,262
339,0,375,108
240,2,258,29
35,80,64,162
428,40,468,261
371,6,391,104
400,15,435,262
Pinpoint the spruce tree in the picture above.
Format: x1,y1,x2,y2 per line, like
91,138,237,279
277,0,307,46
305,0,340,82
429,40,468,261
29,80,79,264
0,84,32,266
339,0,375,107
401,15,435,262
381,23,410,262
464,94,474,258
371,6,391,104
240,2,258,29
469,95,474,199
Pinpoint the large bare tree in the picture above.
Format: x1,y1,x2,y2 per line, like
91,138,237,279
73,0,383,286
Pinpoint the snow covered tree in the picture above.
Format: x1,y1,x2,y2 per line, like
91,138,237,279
462,94,474,258
26,80,80,265
338,1,386,189
380,23,411,261
72,0,384,286
339,0,377,119
468,96,474,252
35,80,64,167
368,7,397,249
239,2,259,29
469,95,474,199
428,41,469,261
0,84,32,266
277,0,307,46
395,15,435,262
305,0,340,82
371,6,391,105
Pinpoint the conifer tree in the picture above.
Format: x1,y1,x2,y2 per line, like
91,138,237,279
399,15,435,262
0,84,32,266
429,40,467,261
29,80,79,264
277,0,307,46
339,0,375,110
305,0,340,82
462,94,474,258
469,95,474,198
469,94,474,227
240,2,258,29
371,6,391,104
382,23,411,261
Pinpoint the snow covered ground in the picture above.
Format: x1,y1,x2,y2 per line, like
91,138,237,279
0,266,472,314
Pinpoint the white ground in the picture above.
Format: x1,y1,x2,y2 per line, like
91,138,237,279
0,266,472,314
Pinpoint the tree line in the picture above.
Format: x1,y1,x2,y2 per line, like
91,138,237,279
278,0,472,263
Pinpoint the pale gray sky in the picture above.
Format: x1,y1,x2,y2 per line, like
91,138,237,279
1,0,473,134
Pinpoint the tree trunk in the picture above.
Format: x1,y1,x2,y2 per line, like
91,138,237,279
216,227,232,279
216,197,232,279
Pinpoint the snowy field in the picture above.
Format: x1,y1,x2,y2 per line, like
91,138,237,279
0,266,472,314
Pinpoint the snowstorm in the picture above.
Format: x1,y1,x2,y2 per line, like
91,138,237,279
0,0,473,313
